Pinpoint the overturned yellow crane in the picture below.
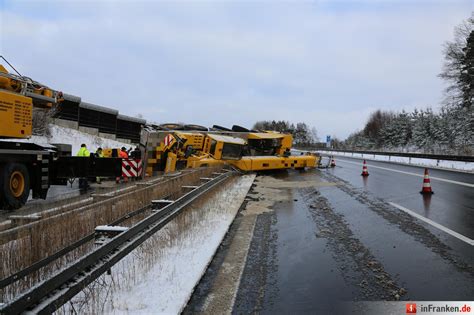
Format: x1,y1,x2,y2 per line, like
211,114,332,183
146,130,319,175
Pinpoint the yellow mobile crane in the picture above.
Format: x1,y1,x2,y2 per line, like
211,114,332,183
147,130,319,174
0,60,121,209
149,132,225,173
246,131,292,155
230,132,318,171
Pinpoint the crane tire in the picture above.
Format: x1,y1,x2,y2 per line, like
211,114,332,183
0,163,30,210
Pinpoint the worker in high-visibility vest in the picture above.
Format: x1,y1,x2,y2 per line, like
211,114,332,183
119,147,129,159
116,147,129,184
76,144,90,189
95,147,104,184
76,144,90,157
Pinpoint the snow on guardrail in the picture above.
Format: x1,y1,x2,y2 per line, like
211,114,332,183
313,150,474,172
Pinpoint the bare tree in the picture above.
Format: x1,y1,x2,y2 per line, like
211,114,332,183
310,126,320,143
439,12,474,109
32,106,58,137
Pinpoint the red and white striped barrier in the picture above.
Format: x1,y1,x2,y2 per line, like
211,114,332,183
122,159,143,178
164,134,174,146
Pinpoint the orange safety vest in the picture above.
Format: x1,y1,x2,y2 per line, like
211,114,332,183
119,150,129,158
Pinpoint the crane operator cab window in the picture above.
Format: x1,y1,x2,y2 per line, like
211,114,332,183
208,135,245,160
248,138,281,156
221,143,243,160
210,139,217,156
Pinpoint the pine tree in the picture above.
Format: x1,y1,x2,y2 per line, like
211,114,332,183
397,111,412,147
411,109,426,149
437,107,451,148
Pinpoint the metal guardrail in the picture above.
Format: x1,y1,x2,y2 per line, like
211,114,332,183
0,196,160,290
1,171,233,314
0,234,95,290
307,148,474,162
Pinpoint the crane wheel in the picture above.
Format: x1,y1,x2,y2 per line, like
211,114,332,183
0,163,30,210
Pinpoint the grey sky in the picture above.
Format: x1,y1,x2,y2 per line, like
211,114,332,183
1,0,472,139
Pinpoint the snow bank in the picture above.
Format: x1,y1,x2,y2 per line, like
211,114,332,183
6,124,132,155
60,175,255,315
95,226,129,232
315,150,474,172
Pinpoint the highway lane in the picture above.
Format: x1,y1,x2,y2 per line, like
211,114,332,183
331,157,474,242
315,166,473,301
187,161,474,313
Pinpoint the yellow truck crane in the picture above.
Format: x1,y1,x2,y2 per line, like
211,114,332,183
246,132,293,156
146,130,319,174
231,132,318,171
149,132,225,173
0,62,121,209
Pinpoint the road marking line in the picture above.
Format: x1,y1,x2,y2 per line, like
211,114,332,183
389,202,474,246
337,159,474,188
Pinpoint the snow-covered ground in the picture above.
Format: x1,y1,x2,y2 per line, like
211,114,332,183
314,150,474,172
59,174,255,315
6,124,132,155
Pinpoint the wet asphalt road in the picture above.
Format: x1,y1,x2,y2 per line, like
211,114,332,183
187,158,473,314
331,157,474,240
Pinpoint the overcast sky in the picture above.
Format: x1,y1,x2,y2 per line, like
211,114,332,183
1,0,472,139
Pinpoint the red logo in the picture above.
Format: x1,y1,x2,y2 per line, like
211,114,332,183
406,303,417,313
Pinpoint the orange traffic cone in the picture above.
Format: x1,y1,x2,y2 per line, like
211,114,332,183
330,158,336,167
361,160,369,177
420,168,434,194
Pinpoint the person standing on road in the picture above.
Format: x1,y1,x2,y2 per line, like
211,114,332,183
95,147,104,184
116,147,129,184
76,144,90,189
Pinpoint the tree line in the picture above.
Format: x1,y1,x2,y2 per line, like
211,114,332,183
344,107,472,154
252,120,319,146
344,13,473,154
